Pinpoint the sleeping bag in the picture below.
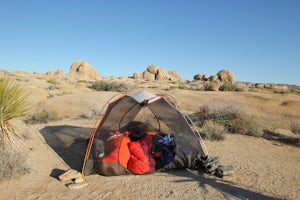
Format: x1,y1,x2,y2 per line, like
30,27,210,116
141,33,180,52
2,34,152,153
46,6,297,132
100,131,131,176
127,134,155,174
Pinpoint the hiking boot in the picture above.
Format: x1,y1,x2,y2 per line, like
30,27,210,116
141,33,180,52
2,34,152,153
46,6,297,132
216,165,234,178
200,156,220,174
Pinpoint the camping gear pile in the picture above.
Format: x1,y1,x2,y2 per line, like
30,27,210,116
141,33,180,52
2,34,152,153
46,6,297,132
82,90,233,177
96,128,177,175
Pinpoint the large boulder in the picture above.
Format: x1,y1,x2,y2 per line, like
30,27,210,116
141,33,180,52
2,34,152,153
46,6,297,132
69,61,101,81
147,65,160,74
209,75,219,82
169,71,181,80
217,70,235,83
132,72,141,79
156,68,171,81
54,68,63,75
142,70,155,80
194,74,207,81
205,83,220,91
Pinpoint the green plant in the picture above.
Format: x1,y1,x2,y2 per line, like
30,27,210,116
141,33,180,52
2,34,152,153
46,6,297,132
0,76,30,144
77,80,88,83
89,80,129,92
220,82,239,91
47,78,57,85
178,84,190,90
47,93,54,98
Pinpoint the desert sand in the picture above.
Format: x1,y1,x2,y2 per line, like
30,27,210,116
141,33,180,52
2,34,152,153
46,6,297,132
1,71,300,200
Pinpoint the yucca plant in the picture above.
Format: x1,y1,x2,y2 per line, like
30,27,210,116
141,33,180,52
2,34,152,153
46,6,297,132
0,76,30,145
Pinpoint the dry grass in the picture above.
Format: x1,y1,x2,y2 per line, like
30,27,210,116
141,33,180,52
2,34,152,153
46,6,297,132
89,80,131,92
24,109,59,124
201,120,227,141
0,147,28,180
191,100,265,137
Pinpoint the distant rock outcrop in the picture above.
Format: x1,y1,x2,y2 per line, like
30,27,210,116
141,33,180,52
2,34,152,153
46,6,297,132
134,64,181,81
142,70,155,80
194,69,235,84
169,71,181,80
194,74,207,81
147,65,159,74
217,70,235,83
46,70,55,75
133,72,141,79
156,68,171,81
55,68,63,75
208,75,219,82
69,61,101,81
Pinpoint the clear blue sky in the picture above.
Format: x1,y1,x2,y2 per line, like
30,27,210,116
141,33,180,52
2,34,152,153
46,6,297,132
0,0,299,85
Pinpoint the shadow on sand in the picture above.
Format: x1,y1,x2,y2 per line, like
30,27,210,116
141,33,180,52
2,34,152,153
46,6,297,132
262,130,300,148
39,125,277,198
168,170,276,200
39,125,92,172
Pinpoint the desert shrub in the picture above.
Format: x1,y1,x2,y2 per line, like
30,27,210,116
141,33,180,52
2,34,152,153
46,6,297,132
220,83,239,91
0,76,30,145
24,109,58,124
47,93,55,98
230,111,264,137
178,84,190,90
47,84,59,90
0,148,28,180
201,120,226,141
236,87,246,92
189,105,209,127
291,122,300,134
47,78,57,85
204,82,220,91
190,101,264,137
77,80,88,83
89,80,129,92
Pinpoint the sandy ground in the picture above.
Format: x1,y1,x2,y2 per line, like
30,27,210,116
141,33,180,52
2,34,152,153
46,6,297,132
1,71,300,199
1,118,299,200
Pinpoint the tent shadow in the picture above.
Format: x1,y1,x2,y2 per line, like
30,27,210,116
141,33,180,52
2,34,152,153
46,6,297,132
39,125,93,172
167,170,276,200
262,130,300,148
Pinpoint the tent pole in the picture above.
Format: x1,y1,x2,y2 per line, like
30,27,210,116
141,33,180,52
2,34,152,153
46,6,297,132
183,114,209,156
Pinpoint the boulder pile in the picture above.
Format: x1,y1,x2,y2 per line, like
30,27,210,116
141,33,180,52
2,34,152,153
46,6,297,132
133,65,181,81
194,70,235,84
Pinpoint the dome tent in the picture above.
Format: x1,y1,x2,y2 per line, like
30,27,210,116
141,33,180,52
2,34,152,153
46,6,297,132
82,90,213,176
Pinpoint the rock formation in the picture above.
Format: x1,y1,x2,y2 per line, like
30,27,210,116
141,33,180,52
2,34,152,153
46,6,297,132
133,64,181,81
217,70,235,83
142,70,155,80
156,68,171,81
69,61,101,81
194,69,235,84
194,74,207,81
147,65,159,74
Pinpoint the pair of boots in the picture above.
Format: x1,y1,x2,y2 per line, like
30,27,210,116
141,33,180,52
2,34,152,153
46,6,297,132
200,155,234,178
